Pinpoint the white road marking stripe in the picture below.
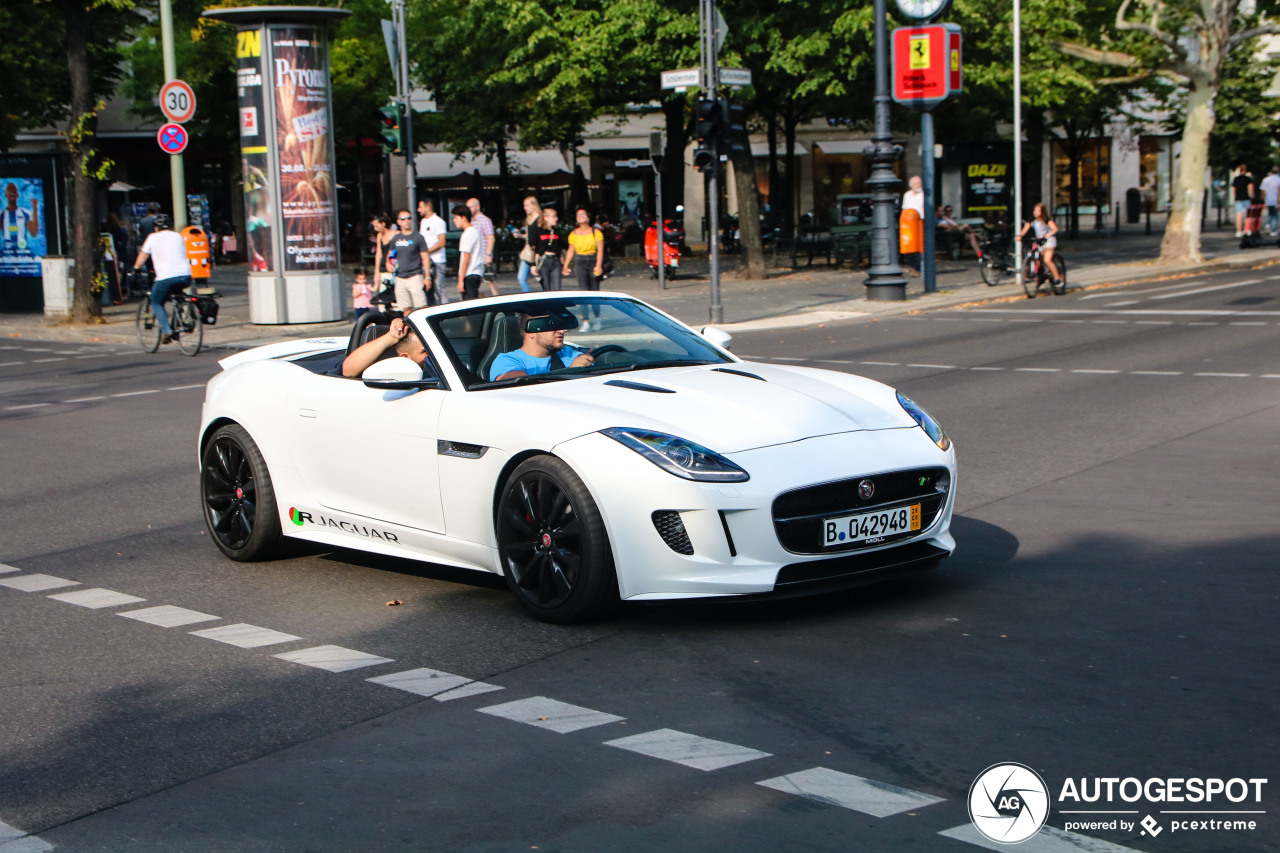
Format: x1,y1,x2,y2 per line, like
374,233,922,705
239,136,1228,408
166,384,205,391
968,367,1005,371
772,357,805,361
1263,374,1280,379
54,350,82,355
111,389,160,398
0,362,23,367
977,308,1280,316
1229,321,1268,325
74,354,111,359
63,396,108,403
48,588,145,609
860,361,900,366
191,623,302,648
1193,372,1250,378
757,767,944,817
0,574,79,592
1148,279,1260,299
940,823,1143,852
1131,371,1182,376
1093,320,1129,324
118,605,219,628
432,681,505,702
367,668,478,698
1102,300,1140,307
0,835,55,852
1048,319,1086,323
0,820,25,840
1186,321,1219,325
813,359,853,364
1016,368,1061,372
479,696,625,733
23,348,50,352
3,404,51,411
908,364,955,369
1134,320,1173,325
605,728,771,771
0,564,21,574
1079,281,1204,299
272,645,394,672
31,358,65,363
1071,369,1120,374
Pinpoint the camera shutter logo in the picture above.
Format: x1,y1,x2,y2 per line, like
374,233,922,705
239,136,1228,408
968,763,1050,844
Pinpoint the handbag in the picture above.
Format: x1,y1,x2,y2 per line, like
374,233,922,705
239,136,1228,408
519,243,536,265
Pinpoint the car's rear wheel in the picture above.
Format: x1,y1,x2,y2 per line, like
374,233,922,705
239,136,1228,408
496,455,616,623
201,424,281,561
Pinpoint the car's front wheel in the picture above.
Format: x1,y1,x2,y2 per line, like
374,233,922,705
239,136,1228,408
201,424,281,561
496,455,616,623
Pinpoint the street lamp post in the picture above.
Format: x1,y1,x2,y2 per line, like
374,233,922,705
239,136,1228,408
864,0,908,301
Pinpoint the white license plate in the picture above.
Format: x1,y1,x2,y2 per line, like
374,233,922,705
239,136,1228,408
822,504,921,547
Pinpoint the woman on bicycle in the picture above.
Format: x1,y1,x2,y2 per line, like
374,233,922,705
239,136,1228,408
1017,202,1062,288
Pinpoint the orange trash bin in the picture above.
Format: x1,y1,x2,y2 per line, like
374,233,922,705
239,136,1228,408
182,225,212,279
899,208,923,255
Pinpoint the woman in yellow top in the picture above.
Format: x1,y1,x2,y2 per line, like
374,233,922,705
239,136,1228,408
562,206,605,330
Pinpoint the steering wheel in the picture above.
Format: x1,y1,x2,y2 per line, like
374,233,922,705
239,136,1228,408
589,344,627,358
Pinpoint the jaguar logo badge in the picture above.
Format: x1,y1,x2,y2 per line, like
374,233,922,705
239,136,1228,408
858,479,875,500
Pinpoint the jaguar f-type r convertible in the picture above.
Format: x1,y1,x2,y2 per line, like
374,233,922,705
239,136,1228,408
199,292,956,622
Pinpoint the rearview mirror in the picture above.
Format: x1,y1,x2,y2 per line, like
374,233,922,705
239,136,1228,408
700,326,733,352
521,312,579,333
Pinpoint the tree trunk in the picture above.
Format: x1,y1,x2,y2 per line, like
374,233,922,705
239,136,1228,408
1160,80,1216,264
730,147,766,279
64,5,100,323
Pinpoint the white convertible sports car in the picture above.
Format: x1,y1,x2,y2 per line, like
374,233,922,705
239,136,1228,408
199,292,956,622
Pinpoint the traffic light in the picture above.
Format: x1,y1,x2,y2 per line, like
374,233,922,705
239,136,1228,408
693,98,721,173
377,103,402,154
720,99,747,160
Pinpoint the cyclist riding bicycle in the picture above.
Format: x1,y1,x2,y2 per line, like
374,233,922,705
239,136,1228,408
1016,202,1063,291
132,214,192,346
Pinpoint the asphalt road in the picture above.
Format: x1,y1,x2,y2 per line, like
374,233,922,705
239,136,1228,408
1,270,1277,853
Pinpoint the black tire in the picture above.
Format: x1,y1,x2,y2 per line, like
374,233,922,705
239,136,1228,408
496,455,617,623
175,301,203,356
136,300,161,352
1052,255,1068,294
979,255,1002,286
201,424,281,561
1023,256,1040,298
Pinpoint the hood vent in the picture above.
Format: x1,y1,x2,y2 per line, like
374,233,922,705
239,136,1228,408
603,379,675,394
712,367,765,381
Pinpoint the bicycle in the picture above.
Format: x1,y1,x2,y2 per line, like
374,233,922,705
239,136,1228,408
1021,237,1067,298
977,228,1018,286
137,286,205,355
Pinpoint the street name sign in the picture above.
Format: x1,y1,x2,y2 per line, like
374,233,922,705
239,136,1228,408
661,68,701,90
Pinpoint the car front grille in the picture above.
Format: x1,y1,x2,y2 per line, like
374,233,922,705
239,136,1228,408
772,467,950,554
652,510,695,555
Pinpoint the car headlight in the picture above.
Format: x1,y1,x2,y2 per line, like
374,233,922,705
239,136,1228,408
897,392,951,451
602,428,749,482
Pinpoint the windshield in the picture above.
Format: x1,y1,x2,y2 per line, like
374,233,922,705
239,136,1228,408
427,296,733,389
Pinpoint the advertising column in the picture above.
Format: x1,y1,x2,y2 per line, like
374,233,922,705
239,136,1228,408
209,6,348,324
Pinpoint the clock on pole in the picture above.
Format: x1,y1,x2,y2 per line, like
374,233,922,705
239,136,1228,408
894,0,952,22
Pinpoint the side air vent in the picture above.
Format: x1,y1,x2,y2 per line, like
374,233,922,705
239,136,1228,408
652,511,694,555
437,440,487,459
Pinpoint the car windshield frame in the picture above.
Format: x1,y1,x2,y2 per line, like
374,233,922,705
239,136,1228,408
424,295,734,390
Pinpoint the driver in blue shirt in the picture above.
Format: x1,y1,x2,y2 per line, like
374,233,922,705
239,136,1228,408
491,313,595,381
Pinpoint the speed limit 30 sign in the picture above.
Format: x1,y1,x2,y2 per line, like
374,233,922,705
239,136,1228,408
159,79,196,124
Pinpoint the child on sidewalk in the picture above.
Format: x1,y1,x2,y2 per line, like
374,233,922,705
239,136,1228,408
352,267,375,320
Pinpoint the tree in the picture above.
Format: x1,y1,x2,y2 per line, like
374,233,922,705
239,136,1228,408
1204,41,1280,173
1056,0,1280,263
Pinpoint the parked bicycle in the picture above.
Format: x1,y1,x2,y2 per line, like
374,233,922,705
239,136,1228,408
136,286,218,355
1021,237,1067,298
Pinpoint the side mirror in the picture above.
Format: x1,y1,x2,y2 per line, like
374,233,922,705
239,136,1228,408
700,326,733,352
361,356,440,390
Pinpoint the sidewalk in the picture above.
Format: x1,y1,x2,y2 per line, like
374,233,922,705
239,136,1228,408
3,221,1276,348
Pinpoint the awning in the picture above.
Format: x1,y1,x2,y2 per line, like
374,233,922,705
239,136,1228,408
414,149,570,180
811,139,870,156
751,141,809,157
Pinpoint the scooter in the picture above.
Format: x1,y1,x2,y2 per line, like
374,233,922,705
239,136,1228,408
644,219,681,280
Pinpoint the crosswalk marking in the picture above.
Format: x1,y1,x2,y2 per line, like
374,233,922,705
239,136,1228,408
272,645,394,672
604,728,770,771
48,588,145,609
190,623,302,648
367,667,483,698
758,767,944,817
0,574,79,592
118,605,219,628
479,696,625,733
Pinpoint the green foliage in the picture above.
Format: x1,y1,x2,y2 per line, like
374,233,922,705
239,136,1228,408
1206,43,1280,171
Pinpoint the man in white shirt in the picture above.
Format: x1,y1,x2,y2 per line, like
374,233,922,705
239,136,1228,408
901,175,924,273
418,198,448,305
132,214,191,344
1260,166,1280,236
453,205,486,300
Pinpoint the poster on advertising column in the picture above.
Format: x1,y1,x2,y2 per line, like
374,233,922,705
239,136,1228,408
271,26,338,273
236,25,275,273
0,178,47,277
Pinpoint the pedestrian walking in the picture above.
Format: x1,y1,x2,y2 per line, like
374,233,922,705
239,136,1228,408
453,205,486,300
1260,166,1280,236
418,198,449,305
371,213,397,293
1232,164,1255,238
562,206,605,331
466,197,498,297
528,206,564,291
389,209,430,313
516,195,543,292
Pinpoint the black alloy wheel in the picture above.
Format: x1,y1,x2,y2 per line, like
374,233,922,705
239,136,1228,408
201,424,281,560
496,455,616,623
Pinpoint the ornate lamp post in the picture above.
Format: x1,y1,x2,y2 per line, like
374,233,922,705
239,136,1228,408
864,0,908,301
